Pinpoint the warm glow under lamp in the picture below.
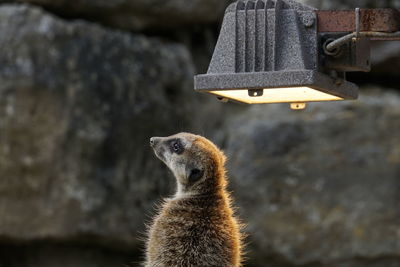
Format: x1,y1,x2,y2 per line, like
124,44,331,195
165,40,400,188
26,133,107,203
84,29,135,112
211,87,343,104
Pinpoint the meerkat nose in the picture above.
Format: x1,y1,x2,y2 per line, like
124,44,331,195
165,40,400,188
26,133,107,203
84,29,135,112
150,137,160,147
150,137,155,146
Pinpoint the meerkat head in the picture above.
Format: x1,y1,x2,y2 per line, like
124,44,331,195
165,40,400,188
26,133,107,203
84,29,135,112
150,132,227,197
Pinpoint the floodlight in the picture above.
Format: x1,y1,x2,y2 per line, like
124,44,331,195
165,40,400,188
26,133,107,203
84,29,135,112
194,0,400,109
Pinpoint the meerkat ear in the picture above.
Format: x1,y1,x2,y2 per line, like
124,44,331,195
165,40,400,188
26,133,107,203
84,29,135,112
187,167,204,184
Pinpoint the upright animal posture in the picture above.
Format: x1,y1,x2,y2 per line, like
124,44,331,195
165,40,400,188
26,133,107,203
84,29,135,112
145,132,243,267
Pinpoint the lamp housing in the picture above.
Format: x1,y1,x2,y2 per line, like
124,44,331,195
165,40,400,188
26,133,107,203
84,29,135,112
194,0,359,107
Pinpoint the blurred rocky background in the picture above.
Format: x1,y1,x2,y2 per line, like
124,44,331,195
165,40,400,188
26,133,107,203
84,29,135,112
0,0,399,267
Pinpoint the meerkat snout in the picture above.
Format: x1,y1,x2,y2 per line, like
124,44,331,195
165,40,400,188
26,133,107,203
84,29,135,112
149,136,168,163
149,137,156,146
144,132,244,267
149,137,162,147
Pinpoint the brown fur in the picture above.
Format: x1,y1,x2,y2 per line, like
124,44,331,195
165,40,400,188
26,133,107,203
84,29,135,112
145,133,244,267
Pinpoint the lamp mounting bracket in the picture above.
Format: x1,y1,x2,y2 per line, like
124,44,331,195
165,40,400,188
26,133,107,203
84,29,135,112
316,9,400,33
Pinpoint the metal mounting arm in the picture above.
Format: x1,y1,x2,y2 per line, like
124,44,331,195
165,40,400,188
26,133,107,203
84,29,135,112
317,9,400,33
318,8,400,73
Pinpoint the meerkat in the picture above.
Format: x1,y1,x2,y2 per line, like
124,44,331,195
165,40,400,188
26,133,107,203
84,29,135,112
144,132,244,267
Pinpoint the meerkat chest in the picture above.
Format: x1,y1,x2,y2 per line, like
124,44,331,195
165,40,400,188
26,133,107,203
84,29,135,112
147,201,235,263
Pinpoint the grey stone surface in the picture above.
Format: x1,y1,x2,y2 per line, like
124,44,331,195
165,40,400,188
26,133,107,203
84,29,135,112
219,89,400,266
0,3,199,251
0,0,230,30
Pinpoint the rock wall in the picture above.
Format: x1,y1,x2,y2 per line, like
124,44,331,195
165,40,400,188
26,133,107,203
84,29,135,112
0,1,399,267
222,90,400,266
0,0,231,30
0,3,217,266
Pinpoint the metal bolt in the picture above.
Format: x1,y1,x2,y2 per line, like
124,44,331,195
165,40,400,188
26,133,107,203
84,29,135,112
335,79,343,86
303,15,315,27
290,103,307,110
217,97,229,103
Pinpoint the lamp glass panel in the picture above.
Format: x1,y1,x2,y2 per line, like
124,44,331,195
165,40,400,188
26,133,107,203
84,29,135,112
210,87,343,104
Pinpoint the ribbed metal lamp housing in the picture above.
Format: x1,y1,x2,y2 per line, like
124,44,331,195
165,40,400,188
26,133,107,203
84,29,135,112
194,0,358,104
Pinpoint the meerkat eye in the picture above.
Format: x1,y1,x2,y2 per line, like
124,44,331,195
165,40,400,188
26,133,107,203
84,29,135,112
170,140,183,154
173,142,180,152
